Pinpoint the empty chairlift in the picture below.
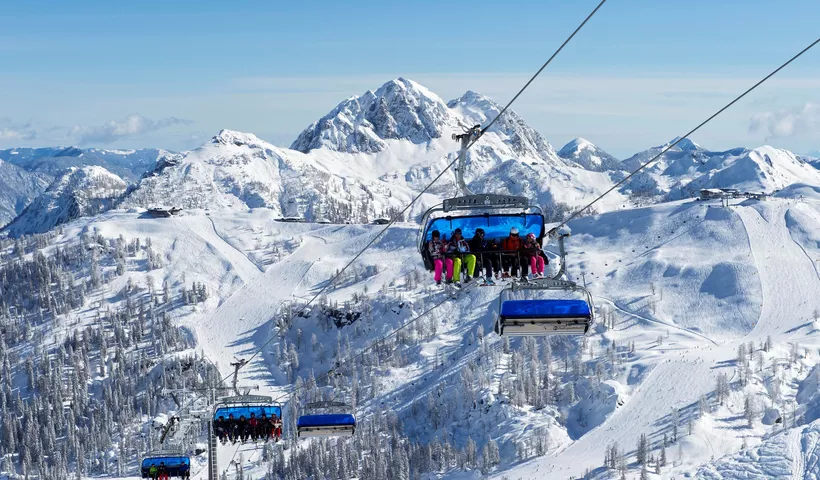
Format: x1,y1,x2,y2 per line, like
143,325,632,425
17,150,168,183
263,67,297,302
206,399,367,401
494,231,595,336
296,401,356,438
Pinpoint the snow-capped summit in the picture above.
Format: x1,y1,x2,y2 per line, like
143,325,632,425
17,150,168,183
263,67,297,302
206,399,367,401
211,129,266,148
2,165,127,236
291,77,451,154
448,90,561,165
665,136,701,152
557,137,621,172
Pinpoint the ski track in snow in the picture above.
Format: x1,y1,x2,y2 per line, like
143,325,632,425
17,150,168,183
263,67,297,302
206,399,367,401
736,204,820,340
595,294,719,346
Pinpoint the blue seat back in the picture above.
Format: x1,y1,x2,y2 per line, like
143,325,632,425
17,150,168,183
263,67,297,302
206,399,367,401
500,299,591,319
297,413,356,428
423,213,545,244
214,405,282,422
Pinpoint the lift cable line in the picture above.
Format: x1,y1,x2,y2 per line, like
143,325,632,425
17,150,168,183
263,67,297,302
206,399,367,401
555,36,820,230
162,0,610,422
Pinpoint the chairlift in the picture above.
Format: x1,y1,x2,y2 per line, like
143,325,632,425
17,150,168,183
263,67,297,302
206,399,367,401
417,124,546,271
212,395,283,443
494,232,595,336
296,401,356,438
140,451,190,479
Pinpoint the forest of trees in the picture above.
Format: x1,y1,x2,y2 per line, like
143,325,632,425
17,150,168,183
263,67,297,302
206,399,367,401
0,230,217,479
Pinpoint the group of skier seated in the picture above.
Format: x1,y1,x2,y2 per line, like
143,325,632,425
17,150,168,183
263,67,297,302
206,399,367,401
427,226,548,286
213,412,283,444
144,462,189,480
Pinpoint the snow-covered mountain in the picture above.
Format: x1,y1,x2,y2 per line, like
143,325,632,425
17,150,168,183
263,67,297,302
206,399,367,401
620,138,820,200
291,77,451,154
2,165,126,236
122,79,623,225
0,158,51,227
119,129,410,222
558,137,621,171
0,146,170,183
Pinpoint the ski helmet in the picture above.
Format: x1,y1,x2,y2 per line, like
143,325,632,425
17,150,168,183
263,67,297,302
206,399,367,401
510,227,519,235
527,233,536,241
475,228,485,235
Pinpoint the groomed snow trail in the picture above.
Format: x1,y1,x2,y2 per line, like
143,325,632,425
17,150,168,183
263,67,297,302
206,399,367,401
735,203,820,340
495,344,727,480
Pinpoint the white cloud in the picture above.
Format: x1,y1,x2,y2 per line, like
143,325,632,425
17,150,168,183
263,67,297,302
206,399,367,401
68,114,192,144
749,103,819,139
0,118,36,141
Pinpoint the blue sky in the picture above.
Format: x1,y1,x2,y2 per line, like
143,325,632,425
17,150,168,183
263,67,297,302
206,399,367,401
1,0,818,157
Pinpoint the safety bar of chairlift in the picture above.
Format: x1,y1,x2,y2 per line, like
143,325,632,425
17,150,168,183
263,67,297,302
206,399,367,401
297,425,356,438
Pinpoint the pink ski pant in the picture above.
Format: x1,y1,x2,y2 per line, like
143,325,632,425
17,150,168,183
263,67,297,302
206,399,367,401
529,256,545,275
433,258,454,282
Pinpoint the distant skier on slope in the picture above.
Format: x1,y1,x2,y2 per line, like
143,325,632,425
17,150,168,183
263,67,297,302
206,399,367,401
522,232,547,278
468,228,499,285
446,228,476,284
427,230,452,285
148,463,159,479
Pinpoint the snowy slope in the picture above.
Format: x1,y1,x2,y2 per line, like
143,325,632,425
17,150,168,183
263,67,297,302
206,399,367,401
0,157,51,227
4,186,820,480
558,137,622,172
495,193,820,479
2,165,127,236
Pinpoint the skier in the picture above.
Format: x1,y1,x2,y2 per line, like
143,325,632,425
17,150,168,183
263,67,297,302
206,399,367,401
227,413,237,442
500,227,524,278
259,412,270,441
446,228,476,284
214,415,227,444
272,413,283,441
522,233,547,278
157,462,169,480
468,228,499,285
179,463,191,480
148,463,159,480
237,415,249,443
427,230,453,285
248,412,259,441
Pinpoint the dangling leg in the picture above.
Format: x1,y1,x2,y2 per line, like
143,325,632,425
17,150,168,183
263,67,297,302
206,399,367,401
445,258,454,281
465,254,476,281
452,257,463,282
433,259,444,284
536,256,545,275
529,256,537,278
